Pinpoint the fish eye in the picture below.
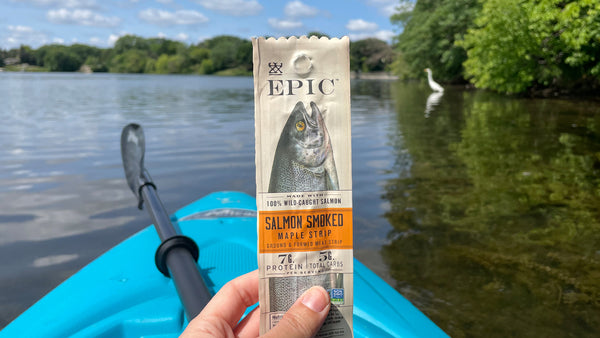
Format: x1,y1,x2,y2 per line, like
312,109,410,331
295,121,305,131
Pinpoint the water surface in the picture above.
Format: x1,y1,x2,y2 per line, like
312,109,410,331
1,72,599,337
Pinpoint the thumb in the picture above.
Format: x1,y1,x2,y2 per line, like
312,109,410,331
262,286,331,338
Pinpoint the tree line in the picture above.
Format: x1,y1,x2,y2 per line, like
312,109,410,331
0,32,394,76
0,35,252,75
392,0,600,95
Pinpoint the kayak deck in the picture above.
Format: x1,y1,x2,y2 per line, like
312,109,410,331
1,192,446,337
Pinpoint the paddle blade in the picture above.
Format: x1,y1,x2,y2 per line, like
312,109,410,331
121,123,146,202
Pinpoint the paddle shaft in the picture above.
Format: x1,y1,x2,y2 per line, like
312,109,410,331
141,183,212,319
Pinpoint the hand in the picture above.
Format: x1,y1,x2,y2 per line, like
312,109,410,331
180,270,331,338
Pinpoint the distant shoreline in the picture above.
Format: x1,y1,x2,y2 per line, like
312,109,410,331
0,66,400,80
351,71,398,80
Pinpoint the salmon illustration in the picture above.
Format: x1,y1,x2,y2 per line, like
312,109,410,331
268,101,339,193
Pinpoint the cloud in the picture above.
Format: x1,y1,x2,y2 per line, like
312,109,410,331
53,37,65,43
196,35,210,43
108,34,119,46
47,8,121,27
194,0,262,16
87,33,126,47
348,29,395,42
7,25,34,34
366,0,410,17
175,33,189,41
284,1,319,18
155,0,172,3
381,4,397,17
139,8,208,25
268,18,303,31
3,25,48,48
152,31,187,41
61,0,96,7
13,0,98,9
346,19,378,32
374,30,395,41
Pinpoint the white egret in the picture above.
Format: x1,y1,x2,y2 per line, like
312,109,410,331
424,68,444,92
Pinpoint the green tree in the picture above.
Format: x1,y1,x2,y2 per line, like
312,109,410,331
188,47,212,74
459,0,548,93
188,46,210,64
154,53,187,74
154,54,170,74
167,54,187,73
84,55,108,72
42,45,83,71
459,0,600,94
34,45,51,67
69,44,101,62
4,48,20,59
146,38,186,58
307,31,330,38
558,1,600,77
144,58,156,73
109,49,149,73
19,45,36,65
199,35,251,72
350,38,394,72
391,0,481,82
198,58,214,74
113,35,151,55
235,40,252,71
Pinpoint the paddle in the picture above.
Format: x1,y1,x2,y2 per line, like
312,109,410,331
120,123,212,320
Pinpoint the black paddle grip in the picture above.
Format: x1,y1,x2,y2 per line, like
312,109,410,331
155,235,199,277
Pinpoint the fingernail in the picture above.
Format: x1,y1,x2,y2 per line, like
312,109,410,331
301,286,330,313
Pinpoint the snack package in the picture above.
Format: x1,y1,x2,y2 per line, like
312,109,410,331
252,36,353,337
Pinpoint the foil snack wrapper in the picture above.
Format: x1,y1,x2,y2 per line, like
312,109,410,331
253,36,353,337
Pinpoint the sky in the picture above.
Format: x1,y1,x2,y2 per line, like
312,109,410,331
0,0,405,50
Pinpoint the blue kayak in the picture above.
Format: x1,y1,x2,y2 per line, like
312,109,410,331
1,191,447,337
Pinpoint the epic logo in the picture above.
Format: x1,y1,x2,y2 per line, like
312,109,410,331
267,79,336,96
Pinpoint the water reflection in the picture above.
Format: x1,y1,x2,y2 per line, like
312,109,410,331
383,87,600,337
33,254,79,268
425,91,443,118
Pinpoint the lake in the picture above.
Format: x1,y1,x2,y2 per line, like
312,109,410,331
1,72,599,337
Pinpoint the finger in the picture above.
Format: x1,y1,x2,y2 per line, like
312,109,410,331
179,314,231,338
262,286,330,338
234,306,260,338
197,270,259,327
